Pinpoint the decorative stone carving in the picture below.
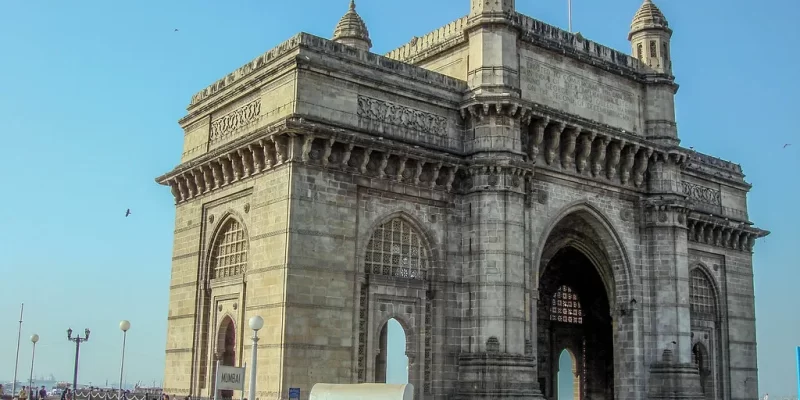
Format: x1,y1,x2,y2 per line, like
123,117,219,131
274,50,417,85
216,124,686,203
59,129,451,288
606,141,623,180
687,216,768,252
486,336,500,353
210,98,261,141
681,181,721,206
591,138,609,178
544,123,564,165
620,144,638,185
243,203,250,214
576,132,595,173
357,96,447,136
537,189,549,205
560,127,579,169
530,117,548,161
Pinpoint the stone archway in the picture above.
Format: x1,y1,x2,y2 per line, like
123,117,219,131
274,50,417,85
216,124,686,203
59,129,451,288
534,205,634,400
538,247,613,400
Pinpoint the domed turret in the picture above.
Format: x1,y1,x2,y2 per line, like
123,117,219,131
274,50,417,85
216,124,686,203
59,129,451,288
628,0,672,75
332,0,372,52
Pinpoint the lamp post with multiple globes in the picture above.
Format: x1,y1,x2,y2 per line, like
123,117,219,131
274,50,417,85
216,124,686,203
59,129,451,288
118,320,131,400
67,328,90,393
29,334,39,396
248,316,264,400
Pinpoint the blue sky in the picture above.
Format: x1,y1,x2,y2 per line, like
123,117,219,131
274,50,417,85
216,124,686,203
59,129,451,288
0,0,797,396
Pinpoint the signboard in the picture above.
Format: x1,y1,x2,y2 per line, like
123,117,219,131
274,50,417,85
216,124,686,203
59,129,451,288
289,388,300,400
215,364,246,391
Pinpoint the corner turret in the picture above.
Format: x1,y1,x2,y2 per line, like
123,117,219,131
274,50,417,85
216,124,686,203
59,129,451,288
629,0,679,146
469,0,515,17
628,0,672,76
332,0,372,52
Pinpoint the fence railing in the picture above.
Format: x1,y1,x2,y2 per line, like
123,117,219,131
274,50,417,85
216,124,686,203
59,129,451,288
74,390,163,400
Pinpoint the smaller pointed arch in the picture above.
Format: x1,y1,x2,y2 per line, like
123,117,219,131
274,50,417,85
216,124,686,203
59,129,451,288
217,315,237,366
208,216,249,280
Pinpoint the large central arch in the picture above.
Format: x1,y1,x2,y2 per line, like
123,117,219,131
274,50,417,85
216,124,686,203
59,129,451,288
532,202,637,400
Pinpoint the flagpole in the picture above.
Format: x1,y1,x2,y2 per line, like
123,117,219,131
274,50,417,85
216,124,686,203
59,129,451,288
12,303,24,397
568,0,573,32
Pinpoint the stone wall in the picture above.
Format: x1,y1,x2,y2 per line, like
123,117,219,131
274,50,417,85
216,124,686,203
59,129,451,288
162,164,293,398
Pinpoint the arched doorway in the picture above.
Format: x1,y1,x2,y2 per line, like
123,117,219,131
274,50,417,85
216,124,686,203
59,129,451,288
375,318,409,384
558,349,579,400
538,246,613,400
217,317,236,399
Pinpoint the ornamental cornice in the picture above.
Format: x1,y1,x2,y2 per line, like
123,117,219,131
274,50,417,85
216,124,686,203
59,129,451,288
687,214,769,253
458,162,533,194
156,117,465,204
642,197,692,228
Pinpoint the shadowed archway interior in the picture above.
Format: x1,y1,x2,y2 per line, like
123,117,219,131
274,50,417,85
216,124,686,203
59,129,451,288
217,317,236,400
538,247,614,400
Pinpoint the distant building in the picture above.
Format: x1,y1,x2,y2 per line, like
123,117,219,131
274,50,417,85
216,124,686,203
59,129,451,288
156,1,768,399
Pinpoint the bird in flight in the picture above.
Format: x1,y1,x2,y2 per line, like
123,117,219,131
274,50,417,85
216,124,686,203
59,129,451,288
174,28,179,32
125,209,131,217
784,143,791,148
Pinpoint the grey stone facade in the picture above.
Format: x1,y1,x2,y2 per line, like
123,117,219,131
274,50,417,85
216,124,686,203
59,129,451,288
156,1,768,399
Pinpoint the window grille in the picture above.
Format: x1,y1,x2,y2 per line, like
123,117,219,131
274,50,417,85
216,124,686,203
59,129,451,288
690,269,716,320
550,285,583,324
211,219,248,279
365,218,429,280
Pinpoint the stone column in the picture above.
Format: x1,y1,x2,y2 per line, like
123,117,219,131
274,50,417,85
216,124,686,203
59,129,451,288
644,153,703,399
456,159,542,399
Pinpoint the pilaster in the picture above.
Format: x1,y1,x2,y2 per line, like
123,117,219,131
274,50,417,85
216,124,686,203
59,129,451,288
644,152,703,399
456,162,543,400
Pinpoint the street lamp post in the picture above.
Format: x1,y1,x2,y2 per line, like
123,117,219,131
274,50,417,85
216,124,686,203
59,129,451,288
67,328,90,394
248,316,264,400
118,321,131,400
29,334,39,398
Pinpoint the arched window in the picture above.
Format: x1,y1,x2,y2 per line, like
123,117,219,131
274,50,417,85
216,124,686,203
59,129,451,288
210,218,248,279
365,218,430,280
690,269,716,320
550,285,583,324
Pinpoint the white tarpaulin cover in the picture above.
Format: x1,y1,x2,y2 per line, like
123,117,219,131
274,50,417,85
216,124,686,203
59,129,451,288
309,383,414,400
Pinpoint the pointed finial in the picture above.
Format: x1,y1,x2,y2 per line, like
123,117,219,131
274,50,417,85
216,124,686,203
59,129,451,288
349,0,356,11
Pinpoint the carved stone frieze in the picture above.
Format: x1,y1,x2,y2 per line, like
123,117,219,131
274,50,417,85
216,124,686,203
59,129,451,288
209,98,261,142
357,96,447,136
681,181,721,206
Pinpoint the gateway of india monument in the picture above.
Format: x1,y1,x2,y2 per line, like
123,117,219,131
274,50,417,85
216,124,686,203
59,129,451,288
156,0,768,399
